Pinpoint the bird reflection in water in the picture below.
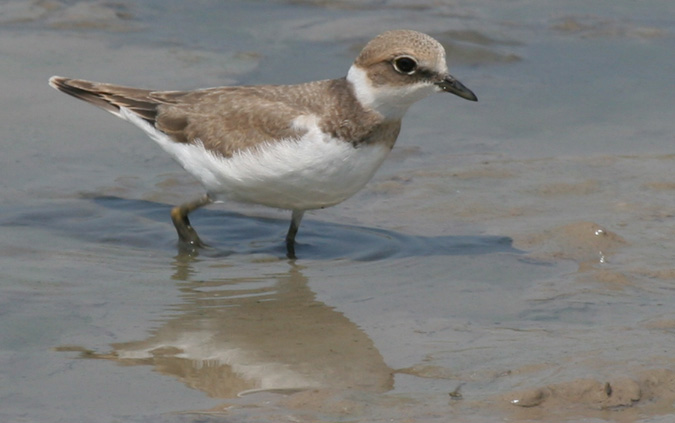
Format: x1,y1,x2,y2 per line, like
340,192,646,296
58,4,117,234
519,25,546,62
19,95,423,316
59,257,394,402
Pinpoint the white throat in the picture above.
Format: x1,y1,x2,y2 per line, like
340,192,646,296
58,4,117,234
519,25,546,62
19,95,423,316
346,65,436,120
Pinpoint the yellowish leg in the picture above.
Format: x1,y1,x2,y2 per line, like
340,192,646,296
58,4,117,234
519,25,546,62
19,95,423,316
170,194,212,248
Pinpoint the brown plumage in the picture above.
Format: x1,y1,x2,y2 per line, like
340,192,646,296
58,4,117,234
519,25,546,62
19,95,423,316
48,76,394,158
48,30,477,258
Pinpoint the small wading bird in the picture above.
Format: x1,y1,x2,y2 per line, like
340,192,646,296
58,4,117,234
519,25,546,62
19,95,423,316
49,30,477,258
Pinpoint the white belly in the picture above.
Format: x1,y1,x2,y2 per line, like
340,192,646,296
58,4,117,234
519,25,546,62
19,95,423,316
121,108,391,210
179,137,390,210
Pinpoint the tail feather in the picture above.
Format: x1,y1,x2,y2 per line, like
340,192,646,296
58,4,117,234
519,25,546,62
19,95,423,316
48,76,159,124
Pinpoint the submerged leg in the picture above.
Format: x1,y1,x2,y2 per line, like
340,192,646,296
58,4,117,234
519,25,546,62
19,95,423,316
285,209,305,259
170,194,213,248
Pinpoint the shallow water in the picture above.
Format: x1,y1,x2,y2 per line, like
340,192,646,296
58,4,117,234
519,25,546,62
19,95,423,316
2,1,675,422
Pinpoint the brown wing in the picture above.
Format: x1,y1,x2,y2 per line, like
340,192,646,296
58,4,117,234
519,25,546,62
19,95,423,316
152,86,312,157
49,76,166,124
48,76,315,157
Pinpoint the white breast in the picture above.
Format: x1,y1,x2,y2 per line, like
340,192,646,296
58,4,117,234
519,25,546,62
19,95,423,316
121,108,391,210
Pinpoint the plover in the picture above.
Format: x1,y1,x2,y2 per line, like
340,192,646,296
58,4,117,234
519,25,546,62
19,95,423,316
49,30,477,258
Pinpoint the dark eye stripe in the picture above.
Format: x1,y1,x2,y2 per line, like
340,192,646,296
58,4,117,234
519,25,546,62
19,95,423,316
416,68,437,80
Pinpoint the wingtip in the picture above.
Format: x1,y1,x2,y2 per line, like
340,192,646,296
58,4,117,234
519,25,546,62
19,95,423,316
48,75,65,90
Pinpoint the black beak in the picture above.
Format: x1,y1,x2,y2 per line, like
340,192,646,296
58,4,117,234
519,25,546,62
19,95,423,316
435,74,478,101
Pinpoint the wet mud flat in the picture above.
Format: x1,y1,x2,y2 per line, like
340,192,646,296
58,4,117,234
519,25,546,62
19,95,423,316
1,1,675,422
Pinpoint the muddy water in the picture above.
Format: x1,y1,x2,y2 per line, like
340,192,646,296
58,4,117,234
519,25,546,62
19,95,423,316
1,1,675,422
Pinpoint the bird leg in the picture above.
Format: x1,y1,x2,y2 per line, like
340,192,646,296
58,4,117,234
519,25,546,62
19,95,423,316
285,209,305,259
170,194,212,248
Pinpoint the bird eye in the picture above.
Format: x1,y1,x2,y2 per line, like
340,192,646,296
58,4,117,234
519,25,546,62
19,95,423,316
393,56,417,74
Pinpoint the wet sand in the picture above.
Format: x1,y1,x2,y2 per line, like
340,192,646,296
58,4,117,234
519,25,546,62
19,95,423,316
1,1,675,422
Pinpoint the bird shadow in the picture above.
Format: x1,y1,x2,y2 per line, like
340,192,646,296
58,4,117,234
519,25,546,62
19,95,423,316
7,195,520,261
